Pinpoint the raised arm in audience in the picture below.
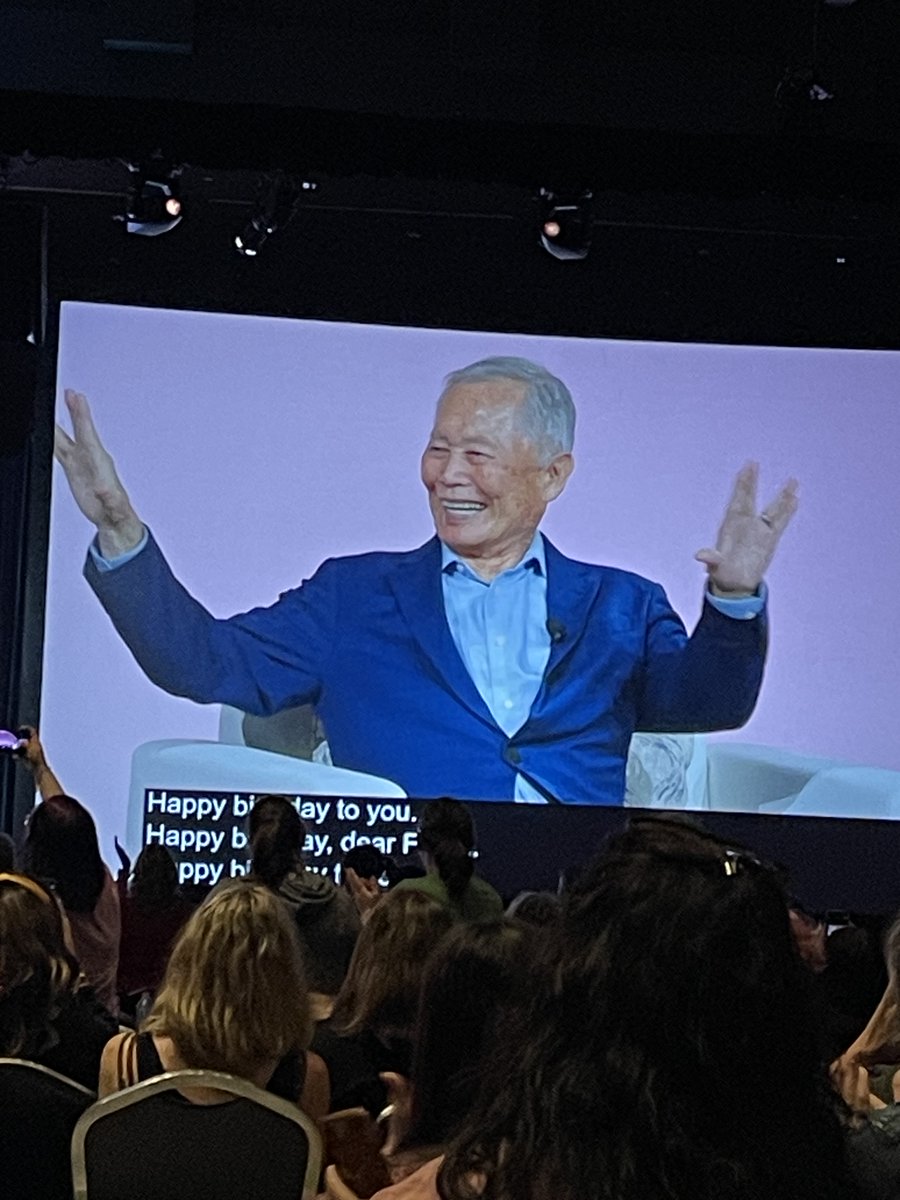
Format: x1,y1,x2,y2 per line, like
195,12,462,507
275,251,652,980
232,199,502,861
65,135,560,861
17,725,65,800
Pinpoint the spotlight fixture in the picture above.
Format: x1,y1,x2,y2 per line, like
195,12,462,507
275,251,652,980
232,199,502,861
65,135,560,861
234,172,317,258
121,156,184,236
538,188,593,261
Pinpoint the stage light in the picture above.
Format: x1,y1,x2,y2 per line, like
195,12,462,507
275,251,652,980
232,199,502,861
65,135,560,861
234,172,317,258
122,157,184,236
538,189,593,261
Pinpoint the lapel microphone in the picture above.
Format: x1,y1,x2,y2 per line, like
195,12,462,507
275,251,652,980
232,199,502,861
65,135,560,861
546,617,568,645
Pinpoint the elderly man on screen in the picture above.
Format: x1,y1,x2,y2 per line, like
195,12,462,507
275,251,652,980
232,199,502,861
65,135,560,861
55,357,796,805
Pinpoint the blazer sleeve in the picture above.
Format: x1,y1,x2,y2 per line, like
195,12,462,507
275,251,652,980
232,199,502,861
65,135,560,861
84,529,336,716
634,584,767,733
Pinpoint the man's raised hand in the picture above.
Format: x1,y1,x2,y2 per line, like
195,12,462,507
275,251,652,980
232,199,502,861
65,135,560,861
55,389,145,557
694,462,798,597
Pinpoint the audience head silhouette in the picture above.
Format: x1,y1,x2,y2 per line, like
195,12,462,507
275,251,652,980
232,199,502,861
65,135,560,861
23,794,106,913
404,918,527,1155
143,881,311,1080
248,794,306,889
129,844,180,912
417,799,476,902
331,889,454,1043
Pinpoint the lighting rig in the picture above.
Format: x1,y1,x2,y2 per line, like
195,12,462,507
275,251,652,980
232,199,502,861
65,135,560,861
121,156,184,236
538,188,593,261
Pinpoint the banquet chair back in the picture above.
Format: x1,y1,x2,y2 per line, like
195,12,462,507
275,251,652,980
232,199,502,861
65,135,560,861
72,1069,322,1200
0,1058,94,1200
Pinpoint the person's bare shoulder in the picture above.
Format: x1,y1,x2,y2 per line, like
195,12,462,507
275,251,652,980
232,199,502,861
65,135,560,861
371,1157,444,1200
98,1031,129,1096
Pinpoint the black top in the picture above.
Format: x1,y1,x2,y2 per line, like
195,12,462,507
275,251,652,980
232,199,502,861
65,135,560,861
312,1021,411,1116
135,1032,305,1102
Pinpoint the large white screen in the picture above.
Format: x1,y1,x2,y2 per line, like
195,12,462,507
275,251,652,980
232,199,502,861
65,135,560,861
39,301,900,851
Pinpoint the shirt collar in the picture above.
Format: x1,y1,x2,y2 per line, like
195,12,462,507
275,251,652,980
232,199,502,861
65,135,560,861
440,530,546,580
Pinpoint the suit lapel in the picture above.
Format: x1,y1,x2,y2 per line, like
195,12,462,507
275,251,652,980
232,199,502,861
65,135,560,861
542,537,604,677
387,536,603,729
387,539,498,726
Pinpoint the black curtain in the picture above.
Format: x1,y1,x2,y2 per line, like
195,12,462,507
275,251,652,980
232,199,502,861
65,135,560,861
0,203,47,836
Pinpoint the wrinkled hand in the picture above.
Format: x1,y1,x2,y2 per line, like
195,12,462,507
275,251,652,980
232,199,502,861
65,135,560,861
695,463,798,597
55,389,144,556
344,867,383,923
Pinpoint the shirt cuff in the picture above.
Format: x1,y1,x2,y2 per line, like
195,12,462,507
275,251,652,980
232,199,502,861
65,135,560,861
88,528,149,573
705,581,767,620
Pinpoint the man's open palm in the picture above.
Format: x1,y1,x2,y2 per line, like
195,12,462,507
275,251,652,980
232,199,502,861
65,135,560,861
695,462,798,596
55,389,143,554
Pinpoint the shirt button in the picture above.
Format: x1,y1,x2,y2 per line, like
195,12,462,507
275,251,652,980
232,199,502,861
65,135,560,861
495,635,506,647
503,699,514,710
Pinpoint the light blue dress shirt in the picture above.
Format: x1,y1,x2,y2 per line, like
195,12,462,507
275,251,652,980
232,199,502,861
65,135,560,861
440,533,551,802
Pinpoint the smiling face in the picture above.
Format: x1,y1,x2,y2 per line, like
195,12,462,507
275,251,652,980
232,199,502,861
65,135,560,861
421,378,573,579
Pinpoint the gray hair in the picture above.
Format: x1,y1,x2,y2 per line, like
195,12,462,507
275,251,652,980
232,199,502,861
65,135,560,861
440,356,576,464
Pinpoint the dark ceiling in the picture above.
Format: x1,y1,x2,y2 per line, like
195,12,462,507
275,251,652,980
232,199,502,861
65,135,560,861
2,0,900,197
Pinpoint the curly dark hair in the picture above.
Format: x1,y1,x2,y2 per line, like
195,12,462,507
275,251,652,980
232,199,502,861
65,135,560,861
438,818,855,1200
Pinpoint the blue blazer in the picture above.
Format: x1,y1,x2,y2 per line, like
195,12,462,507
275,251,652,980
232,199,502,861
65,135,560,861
86,533,766,805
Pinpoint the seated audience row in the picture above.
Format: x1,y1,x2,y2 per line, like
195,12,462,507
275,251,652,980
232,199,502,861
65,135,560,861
368,818,864,1200
12,740,900,1200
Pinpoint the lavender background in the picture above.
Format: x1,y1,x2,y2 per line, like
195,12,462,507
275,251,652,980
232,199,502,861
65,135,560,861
40,301,900,849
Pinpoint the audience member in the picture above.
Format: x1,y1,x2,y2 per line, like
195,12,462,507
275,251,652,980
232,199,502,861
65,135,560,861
391,800,502,921
378,919,528,1188
12,711,900,1199
396,817,858,1200
116,843,195,1014
315,889,454,1115
249,794,360,998
18,728,120,1014
0,872,118,1089
99,882,329,1117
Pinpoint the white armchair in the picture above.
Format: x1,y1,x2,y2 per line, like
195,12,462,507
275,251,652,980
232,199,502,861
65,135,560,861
626,734,900,819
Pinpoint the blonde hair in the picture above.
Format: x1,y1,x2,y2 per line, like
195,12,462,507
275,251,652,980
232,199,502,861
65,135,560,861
144,882,310,1079
331,889,454,1041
